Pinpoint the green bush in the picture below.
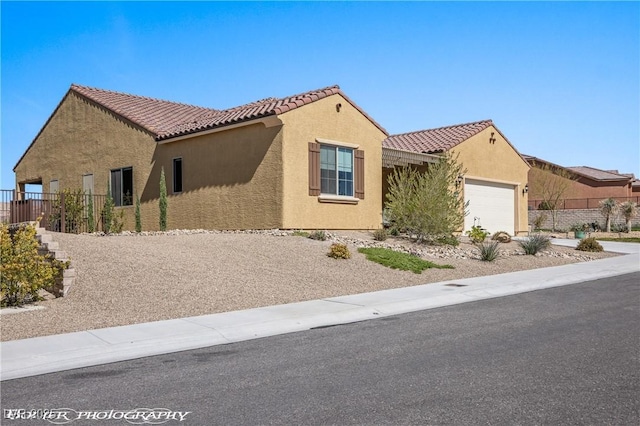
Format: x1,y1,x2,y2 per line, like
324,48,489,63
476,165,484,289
159,167,168,231
491,231,511,243
373,228,388,241
309,230,327,241
358,247,453,274
435,234,460,246
532,212,547,231
103,181,114,234
518,234,551,255
466,226,489,243
327,243,351,259
476,241,500,261
135,195,142,233
576,237,603,252
50,188,85,233
1,223,68,307
385,152,468,244
292,230,310,237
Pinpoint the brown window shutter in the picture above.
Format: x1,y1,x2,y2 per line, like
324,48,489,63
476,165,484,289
309,142,321,196
355,149,365,199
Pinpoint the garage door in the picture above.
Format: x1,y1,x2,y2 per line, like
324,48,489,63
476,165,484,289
464,179,515,234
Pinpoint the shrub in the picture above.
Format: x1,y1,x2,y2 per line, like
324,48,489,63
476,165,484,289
159,167,168,232
532,212,547,231
292,230,310,237
1,223,68,307
135,195,142,233
309,230,327,241
385,152,468,244
327,243,351,259
358,247,453,274
87,190,95,233
49,188,85,233
476,241,500,262
518,233,551,255
435,234,460,247
389,227,400,236
610,223,628,233
576,237,603,252
103,181,114,234
491,231,511,243
466,226,489,243
373,228,388,241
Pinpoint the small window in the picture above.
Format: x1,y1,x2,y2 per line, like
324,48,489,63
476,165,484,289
173,158,183,193
111,167,133,206
320,145,353,197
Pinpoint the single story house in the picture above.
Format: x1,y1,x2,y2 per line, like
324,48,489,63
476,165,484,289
524,155,636,207
13,84,388,230
383,120,531,235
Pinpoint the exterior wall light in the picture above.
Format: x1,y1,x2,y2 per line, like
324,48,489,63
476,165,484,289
523,184,529,194
456,175,464,187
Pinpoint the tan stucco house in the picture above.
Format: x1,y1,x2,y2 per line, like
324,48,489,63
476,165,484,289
382,120,531,235
13,84,387,231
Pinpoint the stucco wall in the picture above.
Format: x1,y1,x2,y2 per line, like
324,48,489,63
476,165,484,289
152,122,284,230
451,127,530,235
279,94,385,229
13,92,158,231
13,92,285,231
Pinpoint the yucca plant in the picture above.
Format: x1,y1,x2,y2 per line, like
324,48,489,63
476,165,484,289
476,241,500,261
518,234,551,255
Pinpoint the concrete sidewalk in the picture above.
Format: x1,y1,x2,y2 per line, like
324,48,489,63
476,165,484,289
2,239,638,381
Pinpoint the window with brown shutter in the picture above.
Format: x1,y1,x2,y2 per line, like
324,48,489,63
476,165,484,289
308,142,321,196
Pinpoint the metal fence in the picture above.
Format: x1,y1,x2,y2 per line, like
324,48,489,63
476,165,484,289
1,190,107,233
528,196,640,210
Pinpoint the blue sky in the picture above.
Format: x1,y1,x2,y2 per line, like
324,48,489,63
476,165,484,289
1,1,638,189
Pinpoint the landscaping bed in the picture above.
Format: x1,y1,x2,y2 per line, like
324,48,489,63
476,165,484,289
0,230,617,342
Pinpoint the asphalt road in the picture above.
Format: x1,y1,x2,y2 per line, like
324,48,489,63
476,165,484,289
2,272,638,425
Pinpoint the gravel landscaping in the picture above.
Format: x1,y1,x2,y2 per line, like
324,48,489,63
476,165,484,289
0,230,618,342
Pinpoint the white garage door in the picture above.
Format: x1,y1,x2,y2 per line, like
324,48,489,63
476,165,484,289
464,179,515,234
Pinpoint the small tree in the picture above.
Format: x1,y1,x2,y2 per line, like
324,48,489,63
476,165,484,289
620,201,637,232
135,195,142,233
599,198,618,233
87,190,95,233
529,161,576,231
103,181,114,234
159,167,167,231
386,153,467,244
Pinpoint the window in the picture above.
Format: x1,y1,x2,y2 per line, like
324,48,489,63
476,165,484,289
82,174,94,195
320,145,353,196
111,167,133,206
309,141,364,200
173,158,183,193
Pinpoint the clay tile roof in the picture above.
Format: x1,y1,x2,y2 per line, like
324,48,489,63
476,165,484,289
382,119,494,153
566,166,632,182
160,85,345,140
71,84,218,136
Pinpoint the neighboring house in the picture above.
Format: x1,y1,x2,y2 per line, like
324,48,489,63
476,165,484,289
13,84,387,230
382,120,530,235
525,155,635,205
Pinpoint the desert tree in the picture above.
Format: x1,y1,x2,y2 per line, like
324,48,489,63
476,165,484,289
619,201,637,232
528,161,576,231
599,198,618,233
